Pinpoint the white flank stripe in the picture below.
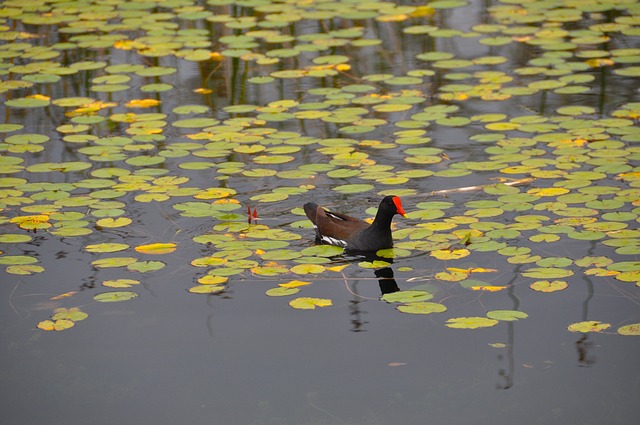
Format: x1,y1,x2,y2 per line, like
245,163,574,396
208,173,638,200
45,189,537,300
321,235,347,247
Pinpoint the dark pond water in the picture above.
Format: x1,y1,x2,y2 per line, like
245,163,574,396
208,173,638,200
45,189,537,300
2,1,640,424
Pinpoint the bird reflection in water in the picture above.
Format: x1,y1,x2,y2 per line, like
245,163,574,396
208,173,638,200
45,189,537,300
348,266,400,332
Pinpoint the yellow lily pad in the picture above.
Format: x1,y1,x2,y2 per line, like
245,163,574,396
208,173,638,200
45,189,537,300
135,242,177,254
289,297,332,310
445,317,499,329
567,321,611,333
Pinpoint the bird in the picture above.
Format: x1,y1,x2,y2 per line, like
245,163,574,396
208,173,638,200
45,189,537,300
303,195,408,252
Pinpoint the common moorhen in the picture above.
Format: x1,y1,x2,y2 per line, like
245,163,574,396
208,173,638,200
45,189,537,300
303,195,408,251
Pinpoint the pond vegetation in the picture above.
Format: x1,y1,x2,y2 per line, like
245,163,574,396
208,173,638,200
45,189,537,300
3,1,640,424
1,1,640,338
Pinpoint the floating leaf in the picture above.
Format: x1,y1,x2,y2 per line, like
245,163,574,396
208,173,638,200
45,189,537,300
445,317,499,329
300,245,344,257
289,297,332,310
93,291,139,302
91,257,137,268
6,95,51,108
617,323,640,336
96,217,132,228
332,184,374,194
0,255,38,265
251,266,289,276
127,261,166,272
135,242,177,255
266,287,300,297
173,118,220,128
530,280,568,292
522,268,574,279
471,285,507,292
85,243,129,253
568,321,611,333
290,264,325,275
397,302,447,315
486,310,529,321
197,275,229,285
52,307,88,322
102,279,140,288
9,214,50,230
430,249,470,260
5,264,45,275
381,290,433,303
279,280,312,288
188,285,225,294
37,319,74,331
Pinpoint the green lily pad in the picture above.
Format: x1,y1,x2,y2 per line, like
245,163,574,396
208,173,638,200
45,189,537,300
332,184,374,194
530,280,568,292
266,287,300,297
0,234,32,243
93,291,139,302
91,257,138,268
445,317,499,329
397,302,447,315
0,255,38,265
486,310,529,321
6,264,45,275
5,96,51,108
188,285,225,294
522,267,574,279
127,261,166,272
52,307,88,322
300,245,344,257
381,290,434,303
84,243,129,253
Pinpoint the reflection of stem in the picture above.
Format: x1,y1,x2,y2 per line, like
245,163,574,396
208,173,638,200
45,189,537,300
497,271,519,390
430,178,534,196
206,296,215,339
581,275,595,321
608,284,640,307
230,57,239,105
598,62,606,115
575,248,597,366
9,280,22,318
576,334,595,367
341,271,378,301
306,393,346,424
539,89,547,115
205,62,222,87
348,282,366,332
385,22,405,75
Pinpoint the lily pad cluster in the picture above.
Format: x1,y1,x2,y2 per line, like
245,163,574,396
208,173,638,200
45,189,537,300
0,0,639,334
37,307,88,332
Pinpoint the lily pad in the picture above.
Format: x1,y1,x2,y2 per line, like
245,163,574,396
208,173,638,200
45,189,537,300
289,297,332,310
381,290,434,303
93,291,139,302
617,323,640,336
530,280,568,292
567,321,611,333
266,287,300,297
445,317,499,329
397,302,447,315
486,310,529,321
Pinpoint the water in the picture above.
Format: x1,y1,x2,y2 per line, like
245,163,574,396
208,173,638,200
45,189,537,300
2,1,640,424
3,262,639,424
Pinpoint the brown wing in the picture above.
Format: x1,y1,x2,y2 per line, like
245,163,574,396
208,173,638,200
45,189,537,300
314,207,369,242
